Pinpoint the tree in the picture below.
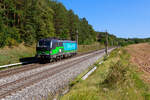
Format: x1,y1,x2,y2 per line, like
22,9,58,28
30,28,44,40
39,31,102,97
68,10,79,40
51,2,69,39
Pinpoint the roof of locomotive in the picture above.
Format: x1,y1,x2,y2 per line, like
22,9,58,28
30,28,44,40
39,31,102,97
59,40,76,43
39,38,77,43
39,37,58,41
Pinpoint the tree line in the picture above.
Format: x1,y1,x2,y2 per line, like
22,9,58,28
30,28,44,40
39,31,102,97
0,0,97,47
0,0,149,48
97,32,150,46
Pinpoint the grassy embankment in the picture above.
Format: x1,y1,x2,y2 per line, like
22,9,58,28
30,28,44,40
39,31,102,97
0,44,36,66
0,42,104,66
61,48,150,100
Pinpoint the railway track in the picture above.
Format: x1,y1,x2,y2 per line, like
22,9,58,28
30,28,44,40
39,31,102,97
0,49,106,99
0,49,103,78
0,64,44,78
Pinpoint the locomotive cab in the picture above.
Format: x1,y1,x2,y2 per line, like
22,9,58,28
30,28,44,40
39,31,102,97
36,39,52,60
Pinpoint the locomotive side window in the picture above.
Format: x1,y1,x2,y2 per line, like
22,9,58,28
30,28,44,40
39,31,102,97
52,42,56,49
56,42,58,47
59,42,63,46
52,41,59,48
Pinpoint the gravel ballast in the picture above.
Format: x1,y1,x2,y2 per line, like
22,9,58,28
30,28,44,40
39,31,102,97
0,50,101,86
1,49,114,100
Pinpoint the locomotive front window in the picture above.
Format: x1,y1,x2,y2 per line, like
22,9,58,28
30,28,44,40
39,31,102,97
38,41,51,47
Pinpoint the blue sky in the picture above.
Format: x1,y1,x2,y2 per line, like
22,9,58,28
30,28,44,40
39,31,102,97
58,0,150,38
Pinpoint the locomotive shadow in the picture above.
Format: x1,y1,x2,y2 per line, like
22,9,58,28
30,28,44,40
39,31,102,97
19,57,39,65
19,57,50,64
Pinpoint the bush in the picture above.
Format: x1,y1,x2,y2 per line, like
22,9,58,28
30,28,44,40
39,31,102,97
101,60,128,88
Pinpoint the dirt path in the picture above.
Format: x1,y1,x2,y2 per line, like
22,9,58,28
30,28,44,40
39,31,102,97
126,43,150,82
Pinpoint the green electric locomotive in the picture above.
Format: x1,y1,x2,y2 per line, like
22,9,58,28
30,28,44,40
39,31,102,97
36,38,77,61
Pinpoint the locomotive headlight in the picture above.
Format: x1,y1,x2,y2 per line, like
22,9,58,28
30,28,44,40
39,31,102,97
50,51,52,54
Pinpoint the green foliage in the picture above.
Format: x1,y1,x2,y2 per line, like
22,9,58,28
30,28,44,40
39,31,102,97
51,2,70,39
0,44,36,66
78,18,96,44
0,0,98,47
5,27,20,46
0,0,149,48
68,10,80,40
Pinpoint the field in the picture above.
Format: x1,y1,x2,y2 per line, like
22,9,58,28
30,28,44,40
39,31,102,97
126,43,150,83
0,42,104,66
60,43,150,100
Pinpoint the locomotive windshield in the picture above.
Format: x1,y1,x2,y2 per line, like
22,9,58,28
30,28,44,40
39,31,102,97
37,40,51,47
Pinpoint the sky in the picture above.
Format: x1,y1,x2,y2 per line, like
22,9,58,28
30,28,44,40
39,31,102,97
58,0,150,38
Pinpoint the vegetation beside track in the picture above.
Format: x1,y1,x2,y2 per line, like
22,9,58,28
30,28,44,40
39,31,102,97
78,42,105,54
0,42,104,66
60,48,150,100
0,43,36,66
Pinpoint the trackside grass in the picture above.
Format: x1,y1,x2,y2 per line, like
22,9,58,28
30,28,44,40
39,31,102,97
78,42,105,54
0,44,36,66
60,48,150,100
